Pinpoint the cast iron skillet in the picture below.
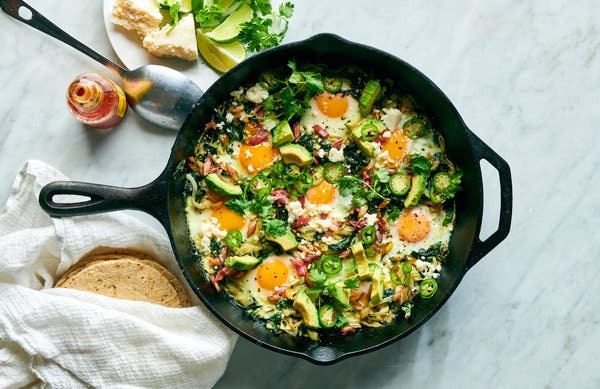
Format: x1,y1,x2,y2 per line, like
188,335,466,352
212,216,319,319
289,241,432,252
39,34,512,365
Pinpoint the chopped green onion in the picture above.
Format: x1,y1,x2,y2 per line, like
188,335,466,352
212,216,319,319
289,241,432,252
311,166,324,186
403,117,429,139
360,226,376,245
249,174,271,193
225,229,243,248
323,162,344,183
318,304,337,328
360,123,379,141
419,278,438,299
321,254,342,275
323,77,342,93
364,245,377,259
389,172,411,196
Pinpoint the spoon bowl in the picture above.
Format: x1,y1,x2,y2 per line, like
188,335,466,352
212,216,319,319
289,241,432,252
0,0,203,131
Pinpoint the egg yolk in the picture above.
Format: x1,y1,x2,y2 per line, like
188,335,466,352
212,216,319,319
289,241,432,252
212,204,245,231
238,143,276,173
256,258,288,290
382,131,410,162
397,208,431,243
305,180,336,204
315,93,348,118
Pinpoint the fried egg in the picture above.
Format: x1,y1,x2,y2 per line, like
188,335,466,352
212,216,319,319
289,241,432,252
386,205,452,257
237,142,278,174
297,181,353,233
300,92,361,138
230,255,300,307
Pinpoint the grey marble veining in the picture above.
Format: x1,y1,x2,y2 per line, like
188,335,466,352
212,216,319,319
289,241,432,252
1,1,599,388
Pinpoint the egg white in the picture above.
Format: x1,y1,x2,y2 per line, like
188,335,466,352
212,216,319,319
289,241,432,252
385,205,453,258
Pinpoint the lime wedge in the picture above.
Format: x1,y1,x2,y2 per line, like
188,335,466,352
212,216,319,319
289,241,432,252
197,29,246,73
204,4,253,44
161,0,193,13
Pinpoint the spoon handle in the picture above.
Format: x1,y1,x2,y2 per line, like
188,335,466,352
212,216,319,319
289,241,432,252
0,0,127,75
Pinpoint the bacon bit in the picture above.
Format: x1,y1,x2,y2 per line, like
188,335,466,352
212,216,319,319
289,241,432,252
374,135,386,144
212,266,237,285
293,122,301,141
271,189,290,205
312,124,329,138
289,258,306,277
349,219,367,230
332,139,344,149
224,164,239,181
362,169,371,182
340,326,356,336
298,196,306,208
313,157,320,166
205,121,217,131
323,230,333,238
376,230,383,243
274,286,287,295
377,199,391,209
255,106,264,118
210,276,221,292
302,253,320,264
319,213,328,220
202,157,212,176
339,249,351,259
293,215,311,229
208,167,222,175
231,107,243,116
247,129,269,145
377,216,388,234
247,220,257,237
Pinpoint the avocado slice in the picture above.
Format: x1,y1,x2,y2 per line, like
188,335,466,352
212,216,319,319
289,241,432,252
351,127,375,157
328,281,350,309
403,174,427,208
205,173,243,197
272,121,294,147
359,80,382,116
278,144,313,166
224,255,261,270
293,290,320,329
265,230,299,251
369,264,384,304
350,240,371,280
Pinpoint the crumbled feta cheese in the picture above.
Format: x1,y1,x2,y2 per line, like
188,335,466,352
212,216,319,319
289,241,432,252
364,213,378,226
286,201,305,222
196,217,227,255
215,122,224,129
415,259,438,279
225,112,234,123
245,83,269,104
328,146,345,162
316,149,327,158
382,130,392,138
381,108,403,131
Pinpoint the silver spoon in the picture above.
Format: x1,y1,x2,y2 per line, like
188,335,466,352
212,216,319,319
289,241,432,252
1,0,203,131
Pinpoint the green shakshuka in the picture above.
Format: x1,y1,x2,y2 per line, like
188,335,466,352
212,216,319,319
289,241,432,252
183,62,462,340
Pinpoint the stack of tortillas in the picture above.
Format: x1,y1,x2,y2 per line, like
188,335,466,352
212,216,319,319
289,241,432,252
55,249,190,308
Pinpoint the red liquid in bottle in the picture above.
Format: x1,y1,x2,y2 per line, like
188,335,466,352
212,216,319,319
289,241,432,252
67,73,127,129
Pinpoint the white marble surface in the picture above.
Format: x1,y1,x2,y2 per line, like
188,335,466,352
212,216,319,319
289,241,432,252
1,1,599,387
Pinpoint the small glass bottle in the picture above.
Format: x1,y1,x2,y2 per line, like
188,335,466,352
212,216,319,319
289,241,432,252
66,73,127,129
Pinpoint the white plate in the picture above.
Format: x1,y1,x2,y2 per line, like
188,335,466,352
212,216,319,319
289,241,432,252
103,0,220,91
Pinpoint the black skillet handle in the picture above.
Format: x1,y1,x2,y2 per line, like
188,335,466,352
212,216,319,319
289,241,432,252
38,173,170,228
464,130,513,270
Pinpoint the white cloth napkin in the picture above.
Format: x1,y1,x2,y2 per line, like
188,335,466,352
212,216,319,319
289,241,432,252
0,161,237,389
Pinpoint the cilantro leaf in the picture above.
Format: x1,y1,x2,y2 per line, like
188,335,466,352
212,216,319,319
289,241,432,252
410,155,432,175
160,1,182,32
401,301,414,320
195,4,226,29
263,218,287,237
225,197,251,215
308,267,327,289
287,60,324,96
279,2,294,18
373,168,390,184
249,0,272,14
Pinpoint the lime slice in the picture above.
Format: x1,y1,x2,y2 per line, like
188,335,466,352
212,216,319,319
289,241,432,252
197,29,246,73
161,0,193,13
204,4,253,44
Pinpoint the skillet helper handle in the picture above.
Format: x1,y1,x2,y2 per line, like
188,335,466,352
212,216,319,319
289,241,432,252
39,177,169,228
0,0,125,73
465,131,513,270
